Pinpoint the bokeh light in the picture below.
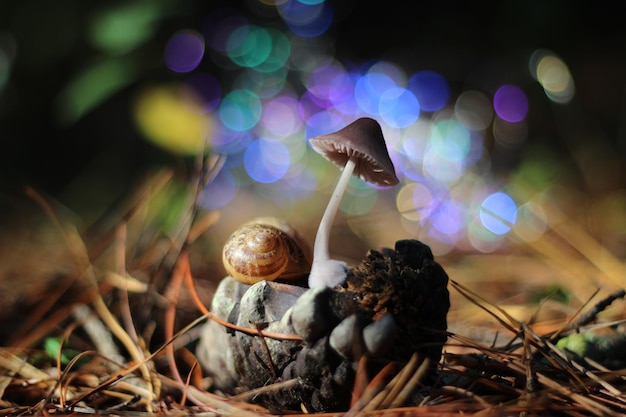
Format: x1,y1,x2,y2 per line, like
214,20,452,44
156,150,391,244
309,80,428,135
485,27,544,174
56,59,134,125
226,24,291,73
164,30,205,73
408,70,450,112
277,0,333,38
260,94,303,137
480,192,518,235
199,167,238,209
133,85,211,155
423,148,464,183
430,199,467,239
257,29,291,73
493,84,528,123
396,183,420,221
305,62,350,107
233,67,288,98
244,138,291,183
340,178,378,215
455,90,493,131
208,124,252,154
89,2,163,55
513,200,548,242
122,2,587,252
147,3,550,253
303,110,345,139
396,182,435,222
379,87,420,128
429,119,471,162
354,71,396,115
218,89,262,131
279,166,319,201
468,218,505,253
529,49,575,104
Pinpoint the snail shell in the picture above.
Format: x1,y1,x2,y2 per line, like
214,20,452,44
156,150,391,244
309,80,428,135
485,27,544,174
222,218,312,285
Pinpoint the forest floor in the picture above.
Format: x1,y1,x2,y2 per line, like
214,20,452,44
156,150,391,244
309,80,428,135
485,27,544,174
1,171,625,416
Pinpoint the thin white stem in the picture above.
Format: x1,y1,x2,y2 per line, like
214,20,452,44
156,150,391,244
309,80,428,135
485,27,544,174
312,157,356,264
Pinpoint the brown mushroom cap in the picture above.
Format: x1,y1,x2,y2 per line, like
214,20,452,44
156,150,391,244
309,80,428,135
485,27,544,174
309,117,400,186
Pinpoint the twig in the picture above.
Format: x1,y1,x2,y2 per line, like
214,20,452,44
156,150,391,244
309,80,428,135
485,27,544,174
183,262,303,341
24,186,157,409
544,339,624,397
439,385,491,409
569,289,626,329
72,304,125,365
66,313,208,409
111,222,143,350
390,358,431,409
377,353,421,409
0,348,50,381
450,279,521,335
548,288,601,343
229,378,301,402
536,372,620,417
347,360,397,414
163,248,189,389
180,361,198,405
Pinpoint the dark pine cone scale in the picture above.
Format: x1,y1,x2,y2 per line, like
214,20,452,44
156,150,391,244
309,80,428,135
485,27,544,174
339,239,450,363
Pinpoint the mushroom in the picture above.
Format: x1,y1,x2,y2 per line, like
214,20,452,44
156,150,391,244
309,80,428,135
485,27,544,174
308,117,399,288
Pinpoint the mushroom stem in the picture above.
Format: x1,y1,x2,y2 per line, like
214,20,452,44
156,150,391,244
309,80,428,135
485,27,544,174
308,157,356,288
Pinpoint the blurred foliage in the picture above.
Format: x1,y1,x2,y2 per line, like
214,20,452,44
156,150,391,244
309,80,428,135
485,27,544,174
0,0,200,201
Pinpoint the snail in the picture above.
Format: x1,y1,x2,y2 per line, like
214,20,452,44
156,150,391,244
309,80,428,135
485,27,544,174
222,217,312,285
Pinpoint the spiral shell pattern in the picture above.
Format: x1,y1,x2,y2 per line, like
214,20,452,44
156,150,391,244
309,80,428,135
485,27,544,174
223,221,311,285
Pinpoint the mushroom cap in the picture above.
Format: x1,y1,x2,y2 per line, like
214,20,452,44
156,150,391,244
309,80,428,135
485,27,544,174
309,117,399,186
